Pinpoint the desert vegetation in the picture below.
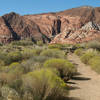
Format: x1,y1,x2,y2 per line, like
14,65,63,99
1,39,100,100
74,40,100,73
0,40,77,100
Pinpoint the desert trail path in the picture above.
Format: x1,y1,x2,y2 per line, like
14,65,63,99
67,54,100,100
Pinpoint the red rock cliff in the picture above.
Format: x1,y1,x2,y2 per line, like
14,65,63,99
0,6,100,44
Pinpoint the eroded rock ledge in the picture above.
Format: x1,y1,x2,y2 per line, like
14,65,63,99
0,6,100,44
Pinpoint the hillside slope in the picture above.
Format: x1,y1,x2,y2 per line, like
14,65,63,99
0,6,100,44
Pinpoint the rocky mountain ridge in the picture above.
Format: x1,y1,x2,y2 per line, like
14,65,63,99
0,6,100,44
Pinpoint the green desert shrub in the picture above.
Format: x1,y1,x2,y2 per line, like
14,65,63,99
0,72,21,86
21,48,42,59
20,55,51,73
1,86,20,100
33,48,43,56
40,49,65,59
0,60,5,66
48,44,70,50
11,40,34,46
4,51,22,65
86,40,100,50
8,79,23,94
89,56,100,74
21,58,42,73
31,56,50,63
48,44,63,50
74,48,84,56
20,61,34,73
0,62,23,76
37,40,44,46
0,43,3,46
21,49,35,59
80,50,98,64
0,69,23,93
22,68,68,100
28,56,50,65
74,44,81,49
0,51,7,62
44,59,77,80
7,62,24,74
74,43,86,49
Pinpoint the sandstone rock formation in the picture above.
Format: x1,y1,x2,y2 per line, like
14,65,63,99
0,6,100,44
51,6,100,44
51,23,100,44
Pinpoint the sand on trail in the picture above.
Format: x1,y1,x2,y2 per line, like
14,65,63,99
67,54,100,100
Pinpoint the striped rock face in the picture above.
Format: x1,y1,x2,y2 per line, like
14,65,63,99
0,6,100,44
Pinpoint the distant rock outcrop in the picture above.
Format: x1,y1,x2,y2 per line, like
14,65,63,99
81,21,100,30
0,6,100,44
51,21,100,44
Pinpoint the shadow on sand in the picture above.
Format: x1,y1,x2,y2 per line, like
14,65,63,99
67,81,76,84
66,72,91,91
72,76,91,81
61,97,80,100
74,72,82,76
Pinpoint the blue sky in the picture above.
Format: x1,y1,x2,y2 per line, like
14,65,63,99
0,0,100,16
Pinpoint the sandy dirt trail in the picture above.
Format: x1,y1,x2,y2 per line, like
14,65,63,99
67,54,100,100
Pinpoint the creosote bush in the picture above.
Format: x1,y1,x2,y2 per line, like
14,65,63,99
5,51,22,65
11,40,34,46
48,44,70,50
22,68,68,100
44,59,77,80
37,40,44,46
21,48,42,60
0,51,7,63
0,41,78,100
8,62,24,74
86,40,100,50
74,48,84,56
80,50,99,64
1,86,20,100
89,56,100,74
40,49,65,59
0,60,5,66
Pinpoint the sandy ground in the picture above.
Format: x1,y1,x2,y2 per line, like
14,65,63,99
67,54,100,100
